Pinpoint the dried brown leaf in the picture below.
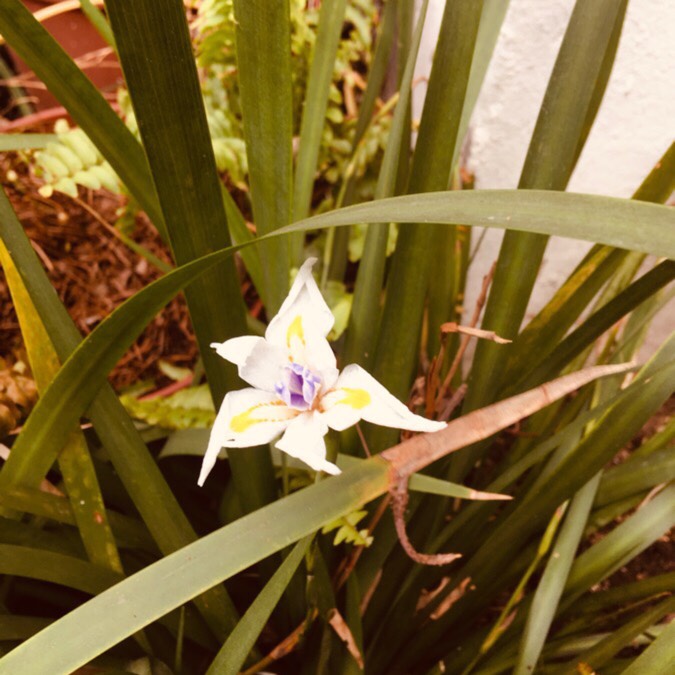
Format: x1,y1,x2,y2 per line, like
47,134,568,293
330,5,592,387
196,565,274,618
383,362,636,477
441,321,512,344
327,608,364,670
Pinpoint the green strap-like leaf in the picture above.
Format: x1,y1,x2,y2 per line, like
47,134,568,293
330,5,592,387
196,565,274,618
206,536,313,675
105,0,275,513
0,240,123,574
339,455,509,501
296,191,675,257
513,474,600,675
293,0,348,224
464,0,628,421
511,261,675,392
233,0,293,313
452,0,511,170
78,0,115,49
221,184,264,299
505,141,675,383
105,0,246,403
596,445,675,507
342,0,430,368
621,615,675,675
0,134,56,150
371,0,485,407
0,486,155,553
0,544,123,595
353,0,397,148
554,594,675,675
0,460,391,675
562,482,675,607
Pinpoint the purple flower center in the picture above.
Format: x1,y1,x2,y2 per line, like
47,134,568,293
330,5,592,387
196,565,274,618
275,362,321,410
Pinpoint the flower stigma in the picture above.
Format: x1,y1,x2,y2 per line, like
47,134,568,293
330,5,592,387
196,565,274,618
275,362,322,410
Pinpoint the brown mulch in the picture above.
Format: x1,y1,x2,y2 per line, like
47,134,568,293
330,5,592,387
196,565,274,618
0,164,198,391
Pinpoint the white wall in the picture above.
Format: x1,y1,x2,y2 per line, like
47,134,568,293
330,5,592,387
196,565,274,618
414,0,674,348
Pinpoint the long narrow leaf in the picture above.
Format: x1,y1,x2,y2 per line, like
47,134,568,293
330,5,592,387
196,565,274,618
596,445,675,507
105,0,246,401
206,536,313,675
294,191,675,258
505,141,675,382
464,0,628,422
514,474,600,674
554,595,675,674
0,241,122,573
511,261,675,391
232,0,293,313
105,0,275,513
621,616,675,675
372,0,484,407
293,0,347,223
0,544,122,595
451,0,511,170
342,0,430,368
562,482,675,606
0,486,155,553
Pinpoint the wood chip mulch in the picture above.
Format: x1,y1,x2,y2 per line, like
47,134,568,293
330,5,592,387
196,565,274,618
0,167,198,391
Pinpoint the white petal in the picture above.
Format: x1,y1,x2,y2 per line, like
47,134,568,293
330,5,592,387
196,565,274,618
321,364,446,434
211,336,263,367
266,258,335,348
198,388,297,486
275,411,341,475
212,336,288,392
238,340,290,392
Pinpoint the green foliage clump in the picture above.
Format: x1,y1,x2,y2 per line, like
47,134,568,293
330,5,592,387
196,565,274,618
31,0,390,223
33,120,120,198
195,0,388,207
322,509,373,547
120,383,215,431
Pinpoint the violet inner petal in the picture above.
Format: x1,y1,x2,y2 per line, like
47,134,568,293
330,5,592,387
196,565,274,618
275,363,322,410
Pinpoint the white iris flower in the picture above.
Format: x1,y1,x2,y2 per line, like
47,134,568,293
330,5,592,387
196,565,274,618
199,258,446,484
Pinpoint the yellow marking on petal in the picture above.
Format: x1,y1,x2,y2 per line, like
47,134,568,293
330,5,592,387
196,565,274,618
230,401,289,433
339,388,371,410
286,315,305,348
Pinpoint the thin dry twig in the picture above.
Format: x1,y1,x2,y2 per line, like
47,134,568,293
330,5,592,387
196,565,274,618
335,494,390,590
360,568,383,615
438,383,468,422
355,422,371,458
430,577,472,620
441,322,512,344
240,609,318,675
436,262,496,407
390,474,462,566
